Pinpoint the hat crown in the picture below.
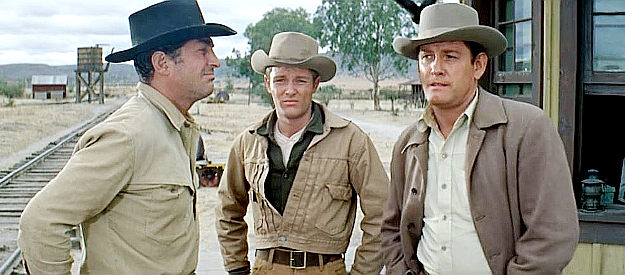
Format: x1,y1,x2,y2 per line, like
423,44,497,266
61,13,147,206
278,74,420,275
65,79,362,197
268,32,319,62
419,3,479,37
129,1,205,47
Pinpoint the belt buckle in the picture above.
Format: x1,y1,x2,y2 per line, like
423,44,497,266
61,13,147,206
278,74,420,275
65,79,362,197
289,250,307,269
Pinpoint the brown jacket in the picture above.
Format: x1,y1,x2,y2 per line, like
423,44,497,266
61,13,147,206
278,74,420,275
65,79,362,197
382,89,579,275
216,104,389,275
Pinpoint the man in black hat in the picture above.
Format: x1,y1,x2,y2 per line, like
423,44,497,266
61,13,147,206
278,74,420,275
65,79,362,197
18,1,235,274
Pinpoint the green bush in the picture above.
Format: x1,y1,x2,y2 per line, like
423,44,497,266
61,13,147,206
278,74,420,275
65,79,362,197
0,79,23,99
315,85,342,106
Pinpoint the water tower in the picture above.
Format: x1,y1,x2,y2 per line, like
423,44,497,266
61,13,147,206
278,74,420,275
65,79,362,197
75,45,110,104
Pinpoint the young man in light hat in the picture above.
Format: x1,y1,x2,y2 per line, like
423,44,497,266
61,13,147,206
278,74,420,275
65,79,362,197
382,3,578,275
18,1,235,274
216,32,389,275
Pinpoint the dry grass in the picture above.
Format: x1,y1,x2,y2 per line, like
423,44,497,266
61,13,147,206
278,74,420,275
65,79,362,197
0,98,126,169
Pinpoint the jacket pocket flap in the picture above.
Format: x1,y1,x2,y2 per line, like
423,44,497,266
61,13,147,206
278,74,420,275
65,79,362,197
326,183,353,201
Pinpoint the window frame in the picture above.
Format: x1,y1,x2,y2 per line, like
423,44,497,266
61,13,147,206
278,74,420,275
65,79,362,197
492,0,543,106
582,0,625,91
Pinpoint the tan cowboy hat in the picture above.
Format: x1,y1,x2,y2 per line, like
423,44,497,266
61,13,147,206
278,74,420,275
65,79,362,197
393,3,507,59
251,32,336,82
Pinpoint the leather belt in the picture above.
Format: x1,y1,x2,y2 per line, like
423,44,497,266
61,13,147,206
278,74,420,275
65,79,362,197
256,248,343,269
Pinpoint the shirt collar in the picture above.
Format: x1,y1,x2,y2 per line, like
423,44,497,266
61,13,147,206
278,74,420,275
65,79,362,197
257,102,324,137
416,88,479,133
137,82,195,131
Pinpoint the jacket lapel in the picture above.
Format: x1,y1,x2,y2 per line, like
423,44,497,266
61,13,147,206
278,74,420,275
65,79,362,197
466,88,508,194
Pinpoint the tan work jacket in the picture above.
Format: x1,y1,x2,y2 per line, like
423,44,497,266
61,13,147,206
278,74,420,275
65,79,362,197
216,104,389,275
18,83,200,275
382,89,579,275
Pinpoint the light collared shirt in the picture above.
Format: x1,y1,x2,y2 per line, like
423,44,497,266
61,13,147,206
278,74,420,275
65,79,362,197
416,90,493,275
274,117,310,167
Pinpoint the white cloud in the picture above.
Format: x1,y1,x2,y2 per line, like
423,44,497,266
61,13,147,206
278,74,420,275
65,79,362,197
0,0,321,65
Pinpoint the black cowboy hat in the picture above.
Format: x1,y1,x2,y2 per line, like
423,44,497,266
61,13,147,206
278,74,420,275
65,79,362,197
105,0,236,63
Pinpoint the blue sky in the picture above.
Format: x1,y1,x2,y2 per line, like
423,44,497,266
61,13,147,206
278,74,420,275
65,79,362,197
0,0,321,65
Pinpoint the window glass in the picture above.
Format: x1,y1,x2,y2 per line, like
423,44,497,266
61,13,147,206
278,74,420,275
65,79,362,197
593,15,625,71
502,0,514,21
515,21,532,71
499,84,532,98
515,0,532,20
594,0,625,13
500,24,515,71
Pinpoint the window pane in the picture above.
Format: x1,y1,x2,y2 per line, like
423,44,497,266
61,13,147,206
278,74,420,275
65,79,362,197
498,84,532,98
593,15,625,71
594,0,625,13
515,0,531,20
500,0,514,22
515,21,532,71
500,24,515,71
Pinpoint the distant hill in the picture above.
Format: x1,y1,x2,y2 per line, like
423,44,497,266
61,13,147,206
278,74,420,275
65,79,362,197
0,61,237,86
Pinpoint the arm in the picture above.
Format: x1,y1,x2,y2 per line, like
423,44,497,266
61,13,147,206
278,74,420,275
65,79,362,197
348,135,389,275
381,138,410,275
18,123,133,275
216,135,251,273
506,114,579,275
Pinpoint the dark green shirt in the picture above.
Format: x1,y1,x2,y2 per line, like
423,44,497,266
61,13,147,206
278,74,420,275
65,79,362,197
256,103,324,215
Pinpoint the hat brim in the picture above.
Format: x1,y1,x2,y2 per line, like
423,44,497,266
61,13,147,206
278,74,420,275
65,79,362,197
105,23,236,63
250,50,337,82
393,25,507,60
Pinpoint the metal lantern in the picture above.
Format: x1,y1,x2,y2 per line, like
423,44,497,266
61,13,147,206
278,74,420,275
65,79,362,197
581,169,605,212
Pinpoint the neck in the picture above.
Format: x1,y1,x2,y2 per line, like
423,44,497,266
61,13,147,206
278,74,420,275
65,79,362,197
276,110,312,138
149,79,190,114
432,88,477,138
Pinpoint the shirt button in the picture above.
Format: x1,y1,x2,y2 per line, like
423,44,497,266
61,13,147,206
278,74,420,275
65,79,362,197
411,188,418,195
441,153,448,159
441,246,447,251
442,215,447,221
282,173,288,179
278,236,286,242
441,184,447,189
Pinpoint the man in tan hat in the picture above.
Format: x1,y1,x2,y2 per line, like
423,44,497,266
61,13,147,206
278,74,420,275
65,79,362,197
216,32,389,275
18,1,235,274
382,3,578,275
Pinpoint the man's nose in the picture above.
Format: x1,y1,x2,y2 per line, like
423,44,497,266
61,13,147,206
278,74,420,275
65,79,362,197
208,51,220,68
429,56,443,75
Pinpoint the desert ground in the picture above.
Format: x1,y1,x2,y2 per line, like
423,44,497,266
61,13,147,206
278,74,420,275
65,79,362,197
0,86,423,273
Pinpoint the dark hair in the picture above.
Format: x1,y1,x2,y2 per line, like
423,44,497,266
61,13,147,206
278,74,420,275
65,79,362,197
133,41,186,84
264,66,320,81
416,41,487,63
464,41,487,62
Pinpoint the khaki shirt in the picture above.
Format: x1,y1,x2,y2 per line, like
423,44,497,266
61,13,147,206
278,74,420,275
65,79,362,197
18,83,200,275
216,104,389,275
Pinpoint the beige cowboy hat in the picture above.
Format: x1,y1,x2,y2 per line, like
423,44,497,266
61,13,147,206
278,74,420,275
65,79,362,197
251,32,336,82
393,3,507,60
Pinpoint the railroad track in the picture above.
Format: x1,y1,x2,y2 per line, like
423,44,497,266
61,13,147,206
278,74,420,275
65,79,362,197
0,106,120,275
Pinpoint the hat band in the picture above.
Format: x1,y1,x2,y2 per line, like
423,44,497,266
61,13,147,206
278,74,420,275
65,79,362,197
419,26,476,39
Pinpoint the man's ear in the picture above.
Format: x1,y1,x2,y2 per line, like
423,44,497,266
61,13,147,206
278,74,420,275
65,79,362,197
264,74,272,94
312,76,321,93
151,51,170,76
473,52,488,80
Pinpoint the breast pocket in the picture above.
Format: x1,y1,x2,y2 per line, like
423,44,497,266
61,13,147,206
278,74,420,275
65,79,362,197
145,185,193,245
314,181,354,236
